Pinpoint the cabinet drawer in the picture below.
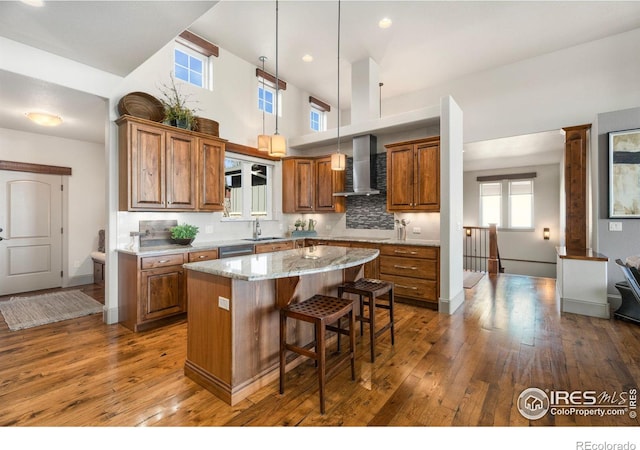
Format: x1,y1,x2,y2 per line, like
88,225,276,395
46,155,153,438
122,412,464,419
141,253,185,269
254,241,295,254
188,249,218,262
380,274,437,302
380,245,438,259
380,255,436,279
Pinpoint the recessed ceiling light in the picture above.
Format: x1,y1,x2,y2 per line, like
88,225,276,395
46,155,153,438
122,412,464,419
302,54,313,62
20,0,44,7
378,17,392,29
25,112,63,127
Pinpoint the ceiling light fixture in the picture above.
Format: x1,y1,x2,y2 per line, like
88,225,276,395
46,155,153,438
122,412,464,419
257,56,271,153
378,17,392,29
268,0,286,158
25,112,63,127
302,54,313,63
20,0,44,7
331,0,346,171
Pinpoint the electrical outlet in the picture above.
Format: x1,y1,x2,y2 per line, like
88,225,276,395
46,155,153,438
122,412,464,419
205,225,213,233
609,222,623,232
279,223,283,230
413,227,421,234
218,296,230,310
73,260,80,268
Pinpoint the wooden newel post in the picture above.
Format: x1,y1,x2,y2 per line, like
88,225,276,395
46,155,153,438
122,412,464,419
488,223,498,276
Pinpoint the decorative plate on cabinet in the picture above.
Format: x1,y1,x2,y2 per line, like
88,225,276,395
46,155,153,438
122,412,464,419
117,92,165,122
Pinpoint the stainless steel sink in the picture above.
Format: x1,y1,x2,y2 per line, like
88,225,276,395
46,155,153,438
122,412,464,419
242,237,281,242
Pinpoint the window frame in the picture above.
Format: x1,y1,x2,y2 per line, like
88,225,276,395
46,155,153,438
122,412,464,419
310,105,327,132
174,42,212,90
222,153,274,222
478,178,535,230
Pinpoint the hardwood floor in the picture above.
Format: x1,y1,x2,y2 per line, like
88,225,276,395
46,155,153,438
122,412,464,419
0,275,638,429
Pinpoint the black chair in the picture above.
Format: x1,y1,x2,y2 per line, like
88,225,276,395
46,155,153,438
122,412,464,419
613,259,640,324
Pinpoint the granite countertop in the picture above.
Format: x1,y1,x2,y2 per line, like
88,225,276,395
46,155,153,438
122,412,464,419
309,235,440,246
116,235,439,256
183,245,379,281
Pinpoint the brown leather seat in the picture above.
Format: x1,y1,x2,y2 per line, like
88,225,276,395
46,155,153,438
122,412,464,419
338,278,394,362
279,294,356,414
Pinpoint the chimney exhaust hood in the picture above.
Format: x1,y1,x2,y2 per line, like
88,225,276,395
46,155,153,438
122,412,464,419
333,134,380,197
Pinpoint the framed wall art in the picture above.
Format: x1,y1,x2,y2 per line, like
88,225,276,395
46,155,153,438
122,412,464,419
609,128,640,218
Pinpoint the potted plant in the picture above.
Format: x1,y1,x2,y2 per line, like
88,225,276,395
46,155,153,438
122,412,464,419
170,223,199,245
159,73,197,130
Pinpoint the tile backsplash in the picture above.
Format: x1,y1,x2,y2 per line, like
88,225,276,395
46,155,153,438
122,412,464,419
345,152,394,230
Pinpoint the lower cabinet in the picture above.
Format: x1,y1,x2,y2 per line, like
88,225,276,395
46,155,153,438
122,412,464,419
254,240,295,254
119,250,217,332
378,244,439,308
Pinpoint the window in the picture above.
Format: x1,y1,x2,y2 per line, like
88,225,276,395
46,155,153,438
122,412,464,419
258,85,275,115
309,96,330,132
480,182,502,227
310,106,326,132
479,176,535,229
174,44,211,89
223,155,274,220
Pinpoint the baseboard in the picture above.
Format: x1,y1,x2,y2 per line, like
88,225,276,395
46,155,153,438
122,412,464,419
65,274,94,287
561,297,610,319
104,305,119,325
439,289,465,315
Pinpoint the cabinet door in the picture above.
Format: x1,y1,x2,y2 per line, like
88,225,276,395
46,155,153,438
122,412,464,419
315,157,346,212
197,138,225,211
165,131,196,210
294,159,315,212
140,265,185,322
130,122,165,209
386,145,415,211
414,141,440,211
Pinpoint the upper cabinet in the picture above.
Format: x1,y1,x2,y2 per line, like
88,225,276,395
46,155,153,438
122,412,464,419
282,155,345,213
117,116,225,212
385,137,440,212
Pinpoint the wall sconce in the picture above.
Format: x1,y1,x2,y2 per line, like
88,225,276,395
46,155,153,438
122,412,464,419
543,228,550,240
465,228,472,237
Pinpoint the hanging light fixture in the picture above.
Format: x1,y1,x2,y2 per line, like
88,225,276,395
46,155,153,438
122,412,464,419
269,0,287,158
331,0,346,171
257,56,271,153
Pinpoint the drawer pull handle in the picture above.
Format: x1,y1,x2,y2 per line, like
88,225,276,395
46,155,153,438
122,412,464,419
198,255,207,259
158,259,170,264
394,250,417,255
396,284,418,290
394,264,417,270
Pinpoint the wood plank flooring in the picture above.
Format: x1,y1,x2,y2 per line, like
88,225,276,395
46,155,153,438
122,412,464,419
0,275,638,428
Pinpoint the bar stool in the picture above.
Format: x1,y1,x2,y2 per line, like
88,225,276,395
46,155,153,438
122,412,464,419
279,294,356,414
338,278,394,363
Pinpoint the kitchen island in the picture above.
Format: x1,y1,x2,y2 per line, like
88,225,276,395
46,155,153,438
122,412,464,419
182,245,379,405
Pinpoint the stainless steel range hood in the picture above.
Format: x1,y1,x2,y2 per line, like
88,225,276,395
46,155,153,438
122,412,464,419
333,134,380,197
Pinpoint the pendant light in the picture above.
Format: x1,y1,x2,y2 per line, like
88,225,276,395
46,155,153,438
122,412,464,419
331,0,346,171
269,0,287,158
257,56,271,153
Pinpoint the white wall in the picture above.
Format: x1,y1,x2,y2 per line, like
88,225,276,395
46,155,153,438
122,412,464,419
463,163,561,278
381,28,640,145
0,127,106,285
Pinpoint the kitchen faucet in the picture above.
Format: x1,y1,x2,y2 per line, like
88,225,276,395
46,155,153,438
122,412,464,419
253,217,262,239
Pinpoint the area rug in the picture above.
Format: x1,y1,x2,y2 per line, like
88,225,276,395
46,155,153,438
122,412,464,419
0,290,103,331
463,271,485,289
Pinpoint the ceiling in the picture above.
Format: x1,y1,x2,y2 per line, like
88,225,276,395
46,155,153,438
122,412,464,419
1,0,640,167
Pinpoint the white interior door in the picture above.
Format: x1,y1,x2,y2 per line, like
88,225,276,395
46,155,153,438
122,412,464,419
0,171,63,296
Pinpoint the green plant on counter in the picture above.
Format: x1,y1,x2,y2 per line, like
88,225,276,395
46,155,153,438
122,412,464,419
170,223,199,240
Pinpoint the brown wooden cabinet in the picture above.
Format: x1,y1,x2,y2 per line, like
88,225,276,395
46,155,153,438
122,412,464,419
385,137,440,212
282,156,345,213
254,240,295,254
378,244,439,308
118,248,219,332
117,115,225,212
